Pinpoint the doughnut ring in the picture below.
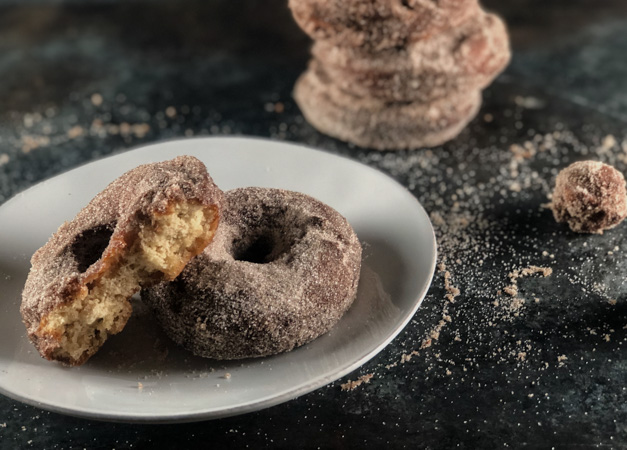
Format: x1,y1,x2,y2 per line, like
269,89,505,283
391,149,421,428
312,13,510,103
143,187,362,360
294,63,482,150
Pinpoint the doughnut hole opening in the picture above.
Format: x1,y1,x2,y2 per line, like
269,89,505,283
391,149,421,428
42,201,218,365
71,224,115,273
232,230,292,264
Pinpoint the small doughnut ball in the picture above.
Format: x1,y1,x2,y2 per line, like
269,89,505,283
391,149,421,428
143,187,362,360
551,160,627,234
21,156,223,366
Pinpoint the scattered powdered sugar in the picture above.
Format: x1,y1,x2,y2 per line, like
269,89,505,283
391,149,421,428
340,374,374,391
501,265,553,315
339,104,627,408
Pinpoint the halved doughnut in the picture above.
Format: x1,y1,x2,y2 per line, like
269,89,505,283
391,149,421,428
20,156,223,366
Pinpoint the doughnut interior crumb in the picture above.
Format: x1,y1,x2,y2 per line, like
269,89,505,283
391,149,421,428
139,202,209,277
40,202,216,364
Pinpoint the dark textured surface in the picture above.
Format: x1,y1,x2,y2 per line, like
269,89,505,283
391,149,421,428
1,0,627,448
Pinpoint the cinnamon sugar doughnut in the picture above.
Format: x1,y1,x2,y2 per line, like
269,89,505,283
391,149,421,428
21,156,223,366
143,187,362,360
551,161,627,234
313,13,510,102
293,63,481,150
288,0,479,51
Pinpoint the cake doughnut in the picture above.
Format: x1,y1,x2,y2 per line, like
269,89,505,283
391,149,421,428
143,187,362,360
288,0,479,51
21,156,223,366
312,13,510,102
293,63,481,150
551,160,627,234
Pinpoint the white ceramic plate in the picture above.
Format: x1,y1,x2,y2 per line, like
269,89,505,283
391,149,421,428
0,137,436,423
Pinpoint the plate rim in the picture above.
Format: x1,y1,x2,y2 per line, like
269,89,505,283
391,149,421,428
0,136,437,423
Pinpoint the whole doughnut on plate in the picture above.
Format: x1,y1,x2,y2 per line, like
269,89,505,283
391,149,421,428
143,187,362,360
20,156,223,366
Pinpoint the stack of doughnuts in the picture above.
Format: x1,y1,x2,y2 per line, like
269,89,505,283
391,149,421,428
290,0,511,150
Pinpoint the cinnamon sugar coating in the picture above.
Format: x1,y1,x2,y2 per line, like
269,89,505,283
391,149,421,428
288,0,479,51
312,13,510,103
143,187,362,360
551,160,627,234
294,64,482,150
290,0,511,150
21,156,223,365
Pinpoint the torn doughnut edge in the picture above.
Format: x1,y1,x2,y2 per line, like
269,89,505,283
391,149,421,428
36,200,219,366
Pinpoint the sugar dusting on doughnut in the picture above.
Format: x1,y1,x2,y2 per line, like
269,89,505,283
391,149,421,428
143,187,362,360
21,156,223,366
550,160,627,234
290,0,511,150
294,65,482,151
311,13,510,103
288,0,480,51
